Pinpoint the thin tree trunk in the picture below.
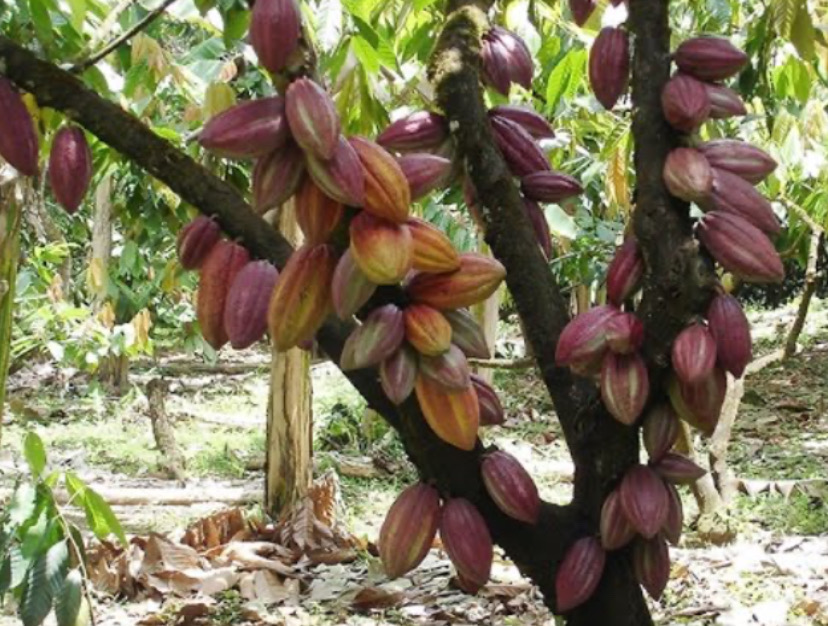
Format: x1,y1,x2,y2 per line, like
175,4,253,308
146,378,186,482
675,422,724,515
265,202,312,518
708,375,742,504
784,203,822,359
472,241,499,384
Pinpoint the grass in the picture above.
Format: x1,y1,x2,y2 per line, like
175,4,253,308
734,492,828,536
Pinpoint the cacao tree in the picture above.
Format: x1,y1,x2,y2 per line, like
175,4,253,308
0,0,824,624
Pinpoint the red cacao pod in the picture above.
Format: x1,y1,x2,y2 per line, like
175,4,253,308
589,27,630,110
197,240,251,350
652,452,706,485
349,212,413,285
606,238,644,306
440,499,493,592
671,322,717,385
445,309,491,359
397,153,452,200
198,96,287,159
331,249,377,320
223,260,279,350
642,404,680,462
697,211,784,283
379,483,441,578
340,304,405,370
698,140,777,184
632,535,670,600
350,136,411,223
669,367,727,436
419,344,471,391
306,135,365,206
481,27,533,95
471,373,504,426
285,78,340,161
661,74,710,134
49,126,92,213
705,83,747,119
295,177,344,244
663,147,713,204
674,36,748,81
605,312,644,355
177,216,221,271
555,305,620,367
704,168,780,235
380,345,418,404
408,217,461,274
249,0,301,74
0,77,38,176
481,450,540,524
490,116,549,177
555,537,606,613
619,465,669,539
568,0,596,26
377,112,448,153
489,105,554,139
415,374,479,450
406,253,506,310
252,142,305,212
523,198,553,259
600,489,636,551
404,304,452,356
521,171,583,204
707,292,752,378
663,483,683,545
601,352,649,426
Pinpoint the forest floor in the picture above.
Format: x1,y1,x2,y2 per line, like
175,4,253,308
1,299,828,626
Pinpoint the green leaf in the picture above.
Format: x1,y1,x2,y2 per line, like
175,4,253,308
773,0,799,38
545,49,586,114
83,488,126,546
20,540,69,626
222,8,249,49
0,556,11,594
29,0,54,47
67,0,86,31
64,472,87,507
9,546,29,589
790,1,815,61
23,432,47,478
9,482,38,527
351,36,380,76
54,569,83,626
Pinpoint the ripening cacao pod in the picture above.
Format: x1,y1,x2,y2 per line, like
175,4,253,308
600,489,636,550
662,148,713,203
569,0,596,26
340,304,405,370
669,367,727,435
419,344,471,391
663,483,683,545
252,142,305,212
177,216,222,271
705,84,747,119
490,116,549,177
589,27,630,110
49,126,93,213
379,483,441,578
481,27,533,95
619,465,669,539
404,304,452,356
380,345,418,404
295,177,343,244
285,78,340,161
523,198,553,259
698,140,777,184
331,249,377,319
408,217,461,273
350,136,411,223
605,312,644,355
481,450,540,524
520,171,583,204
250,0,301,74
197,240,251,350
555,537,606,613
223,260,279,350
671,322,717,385
406,253,506,310
440,499,493,592
697,212,784,283
652,452,706,485
306,136,365,206
704,169,780,235
674,36,748,81
489,105,554,139
472,373,504,426
397,153,452,200
349,212,413,285
606,238,644,306
601,352,649,426
415,374,479,450
661,74,711,134
267,244,337,350
642,404,680,462
377,112,448,153
707,292,751,378
555,305,620,368
632,535,670,600
0,77,39,176
481,37,512,97
445,309,491,359
198,96,287,159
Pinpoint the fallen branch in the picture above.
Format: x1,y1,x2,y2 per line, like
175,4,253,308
467,357,535,369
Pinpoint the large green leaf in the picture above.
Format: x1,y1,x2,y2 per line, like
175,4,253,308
82,488,126,546
790,1,815,61
54,569,83,626
772,0,799,38
23,432,47,478
29,0,54,47
20,540,69,626
66,0,86,31
351,36,380,75
9,482,38,526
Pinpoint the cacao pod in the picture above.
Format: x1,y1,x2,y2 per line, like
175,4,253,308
604,312,644,355
697,212,784,283
589,27,630,110
661,74,710,134
350,136,411,223
481,450,540,524
404,304,452,356
306,135,365,206
671,322,717,385
652,452,706,485
406,253,506,310
569,0,596,26
198,96,287,159
662,147,713,203
555,305,620,367
663,483,683,545
600,489,636,550
489,105,554,139
600,352,649,425
619,465,669,539
440,499,493,592
419,344,471,391
606,238,644,306
0,76,38,176
267,244,337,350
223,260,279,350
642,404,680,462
250,0,301,74
397,153,453,200
349,212,413,285
444,309,491,359
669,367,726,435
331,249,377,319
481,27,533,95
49,126,92,214
377,112,448,153
705,83,747,119
490,116,549,177
698,140,777,184
472,373,504,426
380,345,418,404
523,198,553,259
340,304,405,370
555,537,606,613
703,168,780,235
632,535,670,600
414,374,479,451
674,36,748,81
295,177,344,244
707,292,751,378
285,78,340,160
379,483,441,578
252,142,305,212
408,217,461,273
197,240,251,350
520,171,583,204
177,216,222,271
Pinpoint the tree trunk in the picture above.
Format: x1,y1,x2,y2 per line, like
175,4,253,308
146,377,186,482
265,202,313,518
471,241,500,384
784,209,822,359
0,175,25,443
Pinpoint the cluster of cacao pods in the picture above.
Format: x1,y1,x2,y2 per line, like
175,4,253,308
380,450,539,592
0,77,93,213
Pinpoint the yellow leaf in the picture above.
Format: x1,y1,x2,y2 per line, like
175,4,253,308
97,302,116,328
606,146,630,218
203,82,237,120
87,257,107,296
132,309,152,347
160,258,179,294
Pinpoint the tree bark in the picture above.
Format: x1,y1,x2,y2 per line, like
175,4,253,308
90,175,113,309
146,377,186,482
784,203,822,359
265,203,313,518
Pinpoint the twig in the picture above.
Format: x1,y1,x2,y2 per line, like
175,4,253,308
468,356,535,369
71,0,178,73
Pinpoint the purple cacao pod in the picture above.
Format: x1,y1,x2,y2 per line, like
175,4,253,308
445,309,491,360
306,135,366,206
0,77,39,176
379,483,441,578
605,312,644,355
705,83,747,119
481,27,533,95
397,153,453,200
606,238,644,306
377,111,448,153
419,344,471,391
555,537,606,612
490,116,549,177
704,168,780,235
697,211,784,283
49,126,92,214
671,322,717,385
663,148,713,203
707,292,752,378
440,499,493,591
489,105,554,139
285,78,341,161
331,248,377,319
340,304,405,370
250,0,301,74
600,489,636,550
523,198,553,258
380,345,418,404
555,305,620,367
661,74,711,134
521,171,583,204
674,36,748,81
471,373,504,426
619,465,669,539
699,140,778,185
177,216,222,271
568,0,596,26
481,450,540,524
198,96,288,159
601,352,649,426
589,27,630,110
252,142,305,212
652,452,706,485
642,404,680,462
633,535,671,600
223,260,279,350
669,367,727,436
663,483,683,545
